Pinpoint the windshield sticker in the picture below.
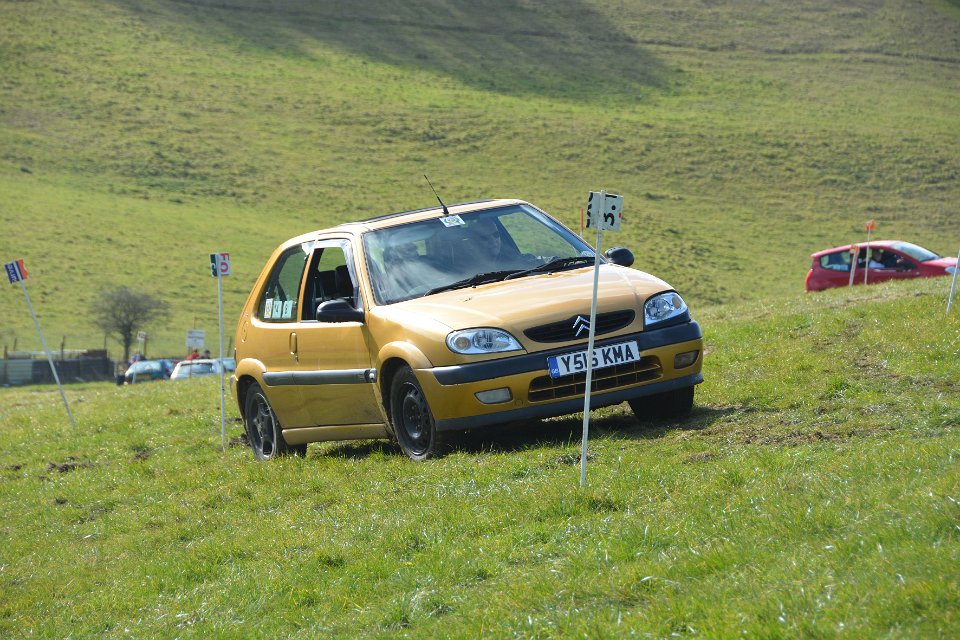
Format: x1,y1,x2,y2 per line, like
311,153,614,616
282,300,294,319
439,215,465,227
263,298,274,319
272,299,283,319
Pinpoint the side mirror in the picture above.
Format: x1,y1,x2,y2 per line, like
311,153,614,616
316,299,364,323
604,247,634,268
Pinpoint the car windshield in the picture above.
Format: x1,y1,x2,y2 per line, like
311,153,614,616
182,362,215,375
363,204,595,304
890,242,940,262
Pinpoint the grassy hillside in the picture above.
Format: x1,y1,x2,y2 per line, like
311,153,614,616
0,278,957,637
1,0,959,358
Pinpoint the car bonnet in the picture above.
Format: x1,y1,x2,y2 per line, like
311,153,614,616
378,265,672,335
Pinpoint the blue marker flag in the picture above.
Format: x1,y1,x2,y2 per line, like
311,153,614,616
5,259,28,284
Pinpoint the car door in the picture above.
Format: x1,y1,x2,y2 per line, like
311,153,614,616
858,247,898,285
882,249,919,281
250,241,314,428
294,240,382,427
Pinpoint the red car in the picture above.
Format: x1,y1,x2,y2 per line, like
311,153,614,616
806,241,957,292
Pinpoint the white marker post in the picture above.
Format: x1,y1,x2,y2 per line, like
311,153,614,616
863,219,876,285
947,245,960,314
580,190,623,486
5,259,76,430
210,252,231,451
848,246,858,287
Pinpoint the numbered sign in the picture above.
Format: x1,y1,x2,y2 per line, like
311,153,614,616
585,191,623,231
210,252,231,277
186,329,205,349
5,259,28,284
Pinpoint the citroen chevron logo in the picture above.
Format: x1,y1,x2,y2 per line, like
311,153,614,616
572,315,590,337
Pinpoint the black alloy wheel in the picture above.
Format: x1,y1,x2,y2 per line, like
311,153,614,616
390,366,448,460
243,381,306,460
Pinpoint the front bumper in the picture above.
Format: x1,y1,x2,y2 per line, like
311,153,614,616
418,321,704,432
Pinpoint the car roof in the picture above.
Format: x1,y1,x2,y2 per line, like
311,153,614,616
810,240,901,258
177,359,216,366
284,199,527,245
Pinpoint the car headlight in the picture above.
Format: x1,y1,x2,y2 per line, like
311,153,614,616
947,266,957,275
446,328,523,354
644,292,688,327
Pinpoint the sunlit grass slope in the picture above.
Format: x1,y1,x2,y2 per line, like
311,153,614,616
1,0,959,358
0,278,957,636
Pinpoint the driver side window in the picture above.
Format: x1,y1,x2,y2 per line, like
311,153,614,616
303,244,359,321
258,245,310,322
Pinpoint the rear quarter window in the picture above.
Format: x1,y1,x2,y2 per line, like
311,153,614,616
259,244,310,322
819,251,851,272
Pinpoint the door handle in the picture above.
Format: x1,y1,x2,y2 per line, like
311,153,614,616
289,332,298,362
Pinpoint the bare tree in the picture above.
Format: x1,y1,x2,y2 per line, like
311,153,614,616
90,286,170,363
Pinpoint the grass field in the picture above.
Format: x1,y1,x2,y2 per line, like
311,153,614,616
1,0,959,357
1,278,957,637
1,1,959,636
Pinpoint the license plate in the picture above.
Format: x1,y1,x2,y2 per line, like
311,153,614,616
547,340,641,379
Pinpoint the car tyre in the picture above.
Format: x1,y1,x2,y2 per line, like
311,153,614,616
243,381,307,460
390,366,449,460
629,385,694,421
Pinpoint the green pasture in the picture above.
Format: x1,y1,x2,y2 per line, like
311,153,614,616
1,1,959,636
1,279,957,637
2,0,959,357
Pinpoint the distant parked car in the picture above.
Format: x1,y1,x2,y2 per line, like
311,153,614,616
124,359,175,384
170,358,234,380
806,241,957,292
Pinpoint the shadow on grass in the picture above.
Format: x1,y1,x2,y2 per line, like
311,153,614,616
111,0,668,101
315,403,749,460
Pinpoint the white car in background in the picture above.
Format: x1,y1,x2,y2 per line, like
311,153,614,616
170,358,236,380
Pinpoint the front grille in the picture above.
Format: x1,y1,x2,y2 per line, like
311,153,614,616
524,310,636,343
528,356,661,402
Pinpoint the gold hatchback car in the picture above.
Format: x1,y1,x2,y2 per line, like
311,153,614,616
232,199,703,460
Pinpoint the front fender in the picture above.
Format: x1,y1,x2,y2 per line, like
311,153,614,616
376,341,433,371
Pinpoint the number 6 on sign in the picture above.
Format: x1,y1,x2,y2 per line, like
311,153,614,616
585,191,623,231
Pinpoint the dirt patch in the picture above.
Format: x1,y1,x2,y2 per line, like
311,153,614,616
46,457,95,474
682,451,719,464
130,446,154,462
228,432,249,448
744,426,896,446
552,451,594,466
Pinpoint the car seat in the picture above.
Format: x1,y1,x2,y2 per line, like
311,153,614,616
305,269,339,320
334,265,355,302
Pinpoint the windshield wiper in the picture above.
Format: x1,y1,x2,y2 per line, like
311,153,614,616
424,270,521,296
504,255,596,280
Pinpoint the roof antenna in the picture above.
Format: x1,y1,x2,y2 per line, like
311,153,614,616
424,175,449,215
